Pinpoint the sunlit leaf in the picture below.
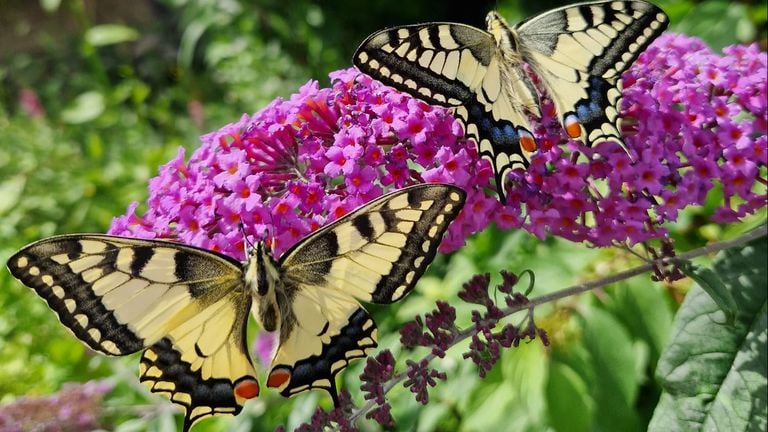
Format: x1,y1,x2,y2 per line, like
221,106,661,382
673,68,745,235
546,362,593,432
649,238,767,431
578,306,641,431
604,279,675,364
84,24,139,47
40,0,61,13
672,1,754,50
0,175,25,214
61,91,105,124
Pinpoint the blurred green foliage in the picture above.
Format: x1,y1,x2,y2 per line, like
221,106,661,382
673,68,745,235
0,0,765,431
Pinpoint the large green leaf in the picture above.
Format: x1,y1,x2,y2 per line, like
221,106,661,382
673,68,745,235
579,306,641,431
545,362,593,432
649,238,767,431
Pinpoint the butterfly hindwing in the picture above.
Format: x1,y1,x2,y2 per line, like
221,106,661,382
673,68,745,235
7,235,258,430
265,184,466,399
354,1,668,203
140,289,257,431
516,0,669,151
267,297,377,401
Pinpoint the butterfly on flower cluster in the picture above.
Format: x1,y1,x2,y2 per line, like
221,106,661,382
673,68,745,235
354,0,669,203
7,184,465,430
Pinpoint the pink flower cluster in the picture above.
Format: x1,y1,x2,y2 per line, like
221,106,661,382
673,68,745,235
0,380,113,431
109,71,484,256
110,33,767,254
508,33,766,245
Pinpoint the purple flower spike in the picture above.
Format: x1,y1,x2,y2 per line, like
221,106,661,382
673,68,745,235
404,359,447,405
110,33,765,255
294,390,355,432
458,273,493,307
0,380,114,431
109,67,482,257
360,350,395,404
359,351,397,428
424,301,458,358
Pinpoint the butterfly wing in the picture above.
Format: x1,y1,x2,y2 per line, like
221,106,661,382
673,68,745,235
516,0,669,152
354,24,538,204
140,290,257,431
7,234,258,430
265,184,466,399
354,22,492,108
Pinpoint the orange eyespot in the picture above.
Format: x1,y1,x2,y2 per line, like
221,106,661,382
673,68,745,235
267,368,292,389
564,114,582,139
234,379,260,399
519,131,537,153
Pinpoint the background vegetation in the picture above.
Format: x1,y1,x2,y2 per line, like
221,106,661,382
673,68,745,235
0,0,765,431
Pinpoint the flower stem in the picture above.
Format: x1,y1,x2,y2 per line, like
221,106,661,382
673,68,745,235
348,224,767,425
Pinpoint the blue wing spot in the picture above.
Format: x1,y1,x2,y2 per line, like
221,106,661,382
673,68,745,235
467,103,524,156
573,76,613,136
463,102,533,204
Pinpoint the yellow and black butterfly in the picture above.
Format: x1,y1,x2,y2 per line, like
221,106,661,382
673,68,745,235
6,183,466,431
353,0,669,203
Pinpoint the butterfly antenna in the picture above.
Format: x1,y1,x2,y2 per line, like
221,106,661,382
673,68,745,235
239,222,254,255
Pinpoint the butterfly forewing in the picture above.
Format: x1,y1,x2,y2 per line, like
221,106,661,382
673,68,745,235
280,183,466,303
266,184,466,399
7,235,257,430
355,23,493,107
355,23,538,204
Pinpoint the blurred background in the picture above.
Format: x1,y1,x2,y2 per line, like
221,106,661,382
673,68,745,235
0,0,765,431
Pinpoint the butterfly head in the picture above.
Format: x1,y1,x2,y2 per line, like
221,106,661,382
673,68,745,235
485,11,517,51
244,241,282,332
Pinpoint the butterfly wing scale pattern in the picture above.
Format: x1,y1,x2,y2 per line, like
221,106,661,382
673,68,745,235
354,1,669,203
264,184,466,400
7,235,258,431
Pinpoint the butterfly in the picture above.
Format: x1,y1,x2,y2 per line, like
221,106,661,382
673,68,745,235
353,0,669,203
6,183,466,431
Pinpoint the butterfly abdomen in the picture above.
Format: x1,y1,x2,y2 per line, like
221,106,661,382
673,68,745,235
244,242,283,332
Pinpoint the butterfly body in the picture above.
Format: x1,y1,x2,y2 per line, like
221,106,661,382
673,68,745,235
354,1,669,203
7,184,466,430
245,241,285,333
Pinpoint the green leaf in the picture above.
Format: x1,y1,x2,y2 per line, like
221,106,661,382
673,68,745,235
464,342,548,431
61,91,105,124
603,279,674,366
681,261,738,324
39,0,61,12
671,1,754,50
579,306,640,431
649,237,767,432
546,362,593,432
0,175,25,214
84,24,139,47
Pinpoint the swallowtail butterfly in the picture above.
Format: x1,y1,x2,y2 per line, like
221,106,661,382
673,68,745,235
7,183,466,430
354,0,669,203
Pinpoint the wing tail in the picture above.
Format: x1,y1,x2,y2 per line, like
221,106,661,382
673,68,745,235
139,290,258,430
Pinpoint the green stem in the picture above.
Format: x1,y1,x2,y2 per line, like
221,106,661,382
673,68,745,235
347,224,768,425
